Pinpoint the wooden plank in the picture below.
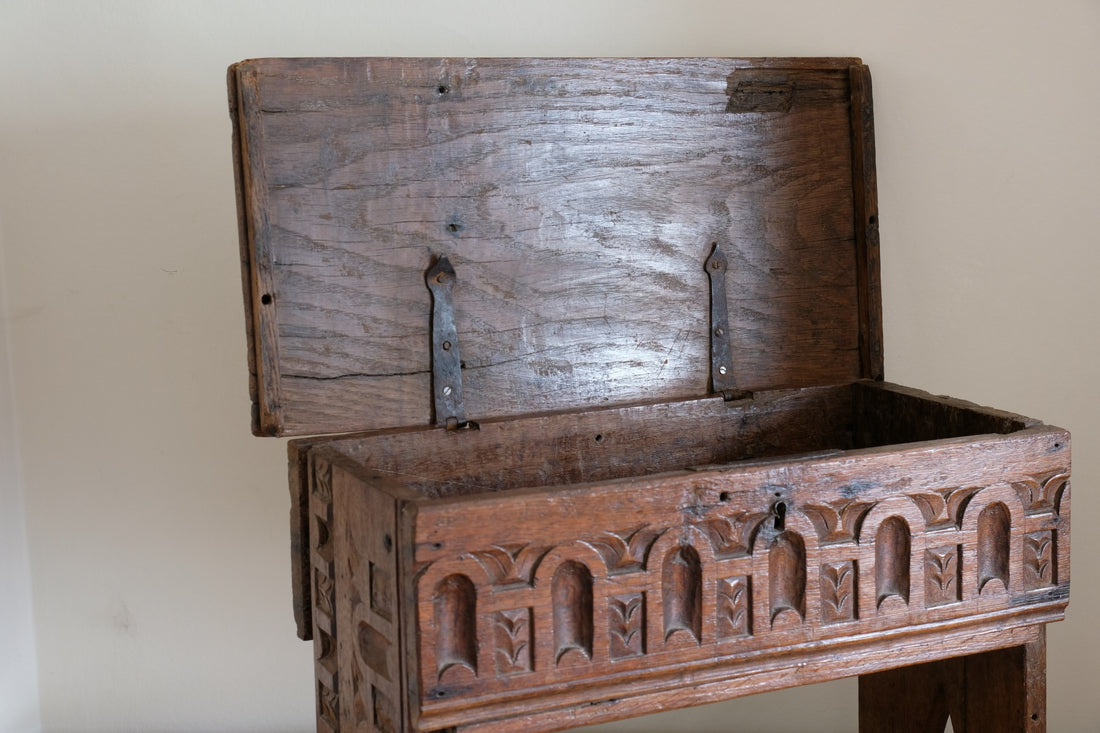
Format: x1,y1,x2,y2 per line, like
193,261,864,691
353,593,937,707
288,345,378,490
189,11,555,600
234,63,284,434
332,464,406,732
849,63,884,381
326,384,854,498
231,58,878,436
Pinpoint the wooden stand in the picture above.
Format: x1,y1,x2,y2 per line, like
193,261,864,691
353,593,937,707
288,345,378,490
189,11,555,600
860,629,1046,732
228,57,1070,732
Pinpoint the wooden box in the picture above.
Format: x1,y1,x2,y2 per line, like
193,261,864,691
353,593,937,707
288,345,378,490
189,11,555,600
228,58,1071,733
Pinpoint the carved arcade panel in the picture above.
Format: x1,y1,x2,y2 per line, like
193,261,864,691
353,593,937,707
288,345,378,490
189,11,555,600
413,467,1070,722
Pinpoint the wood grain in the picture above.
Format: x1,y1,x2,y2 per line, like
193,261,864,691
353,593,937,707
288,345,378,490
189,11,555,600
231,58,880,436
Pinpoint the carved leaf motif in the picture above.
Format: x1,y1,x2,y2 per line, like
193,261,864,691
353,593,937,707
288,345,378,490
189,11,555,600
372,685,397,733
1024,531,1054,589
351,660,369,725
313,461,332,502
493,609,532,673
907,486,979,527
700,511,770,558
804,501,874,543
717,576,750,639
820,561,855,623
928,551,955,592
470,543,550,587
318,681,339,727
315,569,335,617
584,525,663,574
1013,472,1070,514
924,545,960,606
608,593,644,659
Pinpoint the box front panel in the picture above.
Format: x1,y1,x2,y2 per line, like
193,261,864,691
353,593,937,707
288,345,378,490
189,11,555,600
410,429,1069,729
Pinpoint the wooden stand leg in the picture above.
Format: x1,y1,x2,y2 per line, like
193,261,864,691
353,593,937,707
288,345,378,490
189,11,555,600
859,628,1046,733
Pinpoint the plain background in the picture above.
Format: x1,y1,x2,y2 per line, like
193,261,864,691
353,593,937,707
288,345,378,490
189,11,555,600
1,1,1097,731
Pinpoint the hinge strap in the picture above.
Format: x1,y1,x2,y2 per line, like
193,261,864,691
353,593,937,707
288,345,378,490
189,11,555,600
705,242,751,401
426,255,469,428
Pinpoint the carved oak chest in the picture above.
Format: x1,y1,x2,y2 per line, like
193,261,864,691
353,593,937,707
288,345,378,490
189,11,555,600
228,57,1070,732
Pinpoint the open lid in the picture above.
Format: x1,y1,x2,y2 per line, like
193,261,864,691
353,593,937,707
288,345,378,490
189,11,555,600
230,57,882,437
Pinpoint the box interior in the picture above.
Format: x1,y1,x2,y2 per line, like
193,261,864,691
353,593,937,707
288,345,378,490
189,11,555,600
322,381,1030,500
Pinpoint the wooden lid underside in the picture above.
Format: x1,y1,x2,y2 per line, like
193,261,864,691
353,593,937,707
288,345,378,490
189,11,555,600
230,57,881,436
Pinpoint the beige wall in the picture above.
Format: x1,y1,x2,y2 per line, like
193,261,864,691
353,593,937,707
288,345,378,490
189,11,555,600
1,1,1097,731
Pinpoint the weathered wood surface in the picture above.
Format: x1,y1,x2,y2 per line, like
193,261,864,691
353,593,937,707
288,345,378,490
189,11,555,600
230,57,881,436
308,418,1067,732
859,628,1047,732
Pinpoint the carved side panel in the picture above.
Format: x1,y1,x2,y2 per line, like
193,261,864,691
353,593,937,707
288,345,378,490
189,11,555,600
493,608,533,674
330,458,404,733
820,561,856,624
925,545,961,606
717,576,751,639
309,459,340,732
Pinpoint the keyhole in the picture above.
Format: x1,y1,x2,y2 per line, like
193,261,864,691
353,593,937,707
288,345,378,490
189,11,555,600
774,501,787,531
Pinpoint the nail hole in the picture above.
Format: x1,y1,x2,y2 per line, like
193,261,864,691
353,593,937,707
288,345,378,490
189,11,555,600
869,215,877,225
260,293,272,305
447,223,459,232
594,434,604,443
437,85,449,94
435,689,447,697
459,360,466,369
1031,714,1039,722
383,534,393,552
719,491,731,502
1054,442,1062,449
431,542,443,550
774,491,782,497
